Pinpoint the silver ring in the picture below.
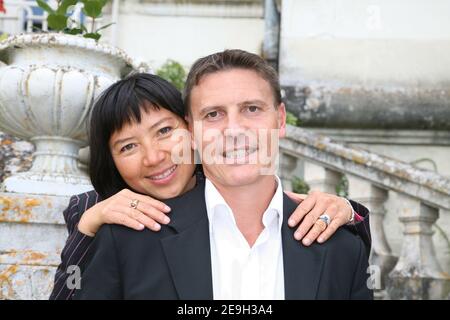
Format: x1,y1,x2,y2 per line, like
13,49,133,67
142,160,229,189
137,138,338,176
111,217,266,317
130,199,139,209
318,214,331,226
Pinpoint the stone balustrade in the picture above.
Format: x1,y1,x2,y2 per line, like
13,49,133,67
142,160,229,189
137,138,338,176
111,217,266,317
280,125,450,299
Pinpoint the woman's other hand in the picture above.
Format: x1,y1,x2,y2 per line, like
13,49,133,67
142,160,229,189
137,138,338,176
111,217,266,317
285,190,353,246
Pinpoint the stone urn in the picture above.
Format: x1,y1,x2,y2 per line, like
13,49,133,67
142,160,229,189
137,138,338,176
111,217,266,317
0,33,141,196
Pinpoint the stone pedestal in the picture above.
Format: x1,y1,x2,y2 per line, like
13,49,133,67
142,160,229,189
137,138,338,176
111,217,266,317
0,192,69,300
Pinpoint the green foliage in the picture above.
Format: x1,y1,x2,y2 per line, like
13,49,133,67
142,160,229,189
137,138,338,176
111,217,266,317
57,0,78,15
156,60,187,91
292,176,310,194
47,13,68,30
286,111,299,126
81,0,103,18
292,175,348,197
336,175,349,198
36,0,112,41
83,32,101,40
66,28,83,35
0,33,9,42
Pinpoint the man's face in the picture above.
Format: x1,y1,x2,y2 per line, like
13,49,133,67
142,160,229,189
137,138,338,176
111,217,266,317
188,68,286,189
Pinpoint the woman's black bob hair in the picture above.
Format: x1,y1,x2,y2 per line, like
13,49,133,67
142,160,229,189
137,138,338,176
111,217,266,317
88,72,185,199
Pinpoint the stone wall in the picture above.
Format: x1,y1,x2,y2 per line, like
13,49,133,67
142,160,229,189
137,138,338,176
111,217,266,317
0,131,67,300
280,0,450,131
0,192,68,300
0,132,33,183
101,0,265,69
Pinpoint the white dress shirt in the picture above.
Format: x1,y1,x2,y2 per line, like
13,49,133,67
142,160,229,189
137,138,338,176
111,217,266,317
205,176,285,300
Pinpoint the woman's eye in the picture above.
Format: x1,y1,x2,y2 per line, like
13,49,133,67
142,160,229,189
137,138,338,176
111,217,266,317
158,126,172,135
120,143,136,153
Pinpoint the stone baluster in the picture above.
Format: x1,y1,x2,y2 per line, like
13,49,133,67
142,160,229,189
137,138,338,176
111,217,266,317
279,151,298,192
347,175,397,299
303,162,341,194
387,193,449,299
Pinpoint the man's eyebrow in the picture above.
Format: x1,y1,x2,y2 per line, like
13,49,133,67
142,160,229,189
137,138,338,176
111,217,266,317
199,100,268,116
199,106,223,117
237,100,268,107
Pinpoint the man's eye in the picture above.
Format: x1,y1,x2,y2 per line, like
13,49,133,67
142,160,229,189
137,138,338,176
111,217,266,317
247,106,259,112
206,111,219,119
120,143,136,153
158,126,172,135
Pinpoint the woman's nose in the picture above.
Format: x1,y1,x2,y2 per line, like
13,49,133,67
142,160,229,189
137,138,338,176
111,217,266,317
142,145,166,167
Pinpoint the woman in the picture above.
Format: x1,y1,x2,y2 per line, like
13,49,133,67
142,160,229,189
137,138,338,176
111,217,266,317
50,73,370,300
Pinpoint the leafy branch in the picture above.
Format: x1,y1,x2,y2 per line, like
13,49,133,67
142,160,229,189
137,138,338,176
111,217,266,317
156,60,187,91
36,0,113,40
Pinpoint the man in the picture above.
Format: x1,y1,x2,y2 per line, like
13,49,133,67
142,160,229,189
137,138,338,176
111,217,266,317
76,50,372,299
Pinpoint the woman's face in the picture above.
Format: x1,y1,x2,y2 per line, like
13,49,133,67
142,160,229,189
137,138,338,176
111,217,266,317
109,103,196,200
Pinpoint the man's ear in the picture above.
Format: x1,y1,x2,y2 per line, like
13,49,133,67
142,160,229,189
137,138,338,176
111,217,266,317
185,114,198,150
278,102,287,138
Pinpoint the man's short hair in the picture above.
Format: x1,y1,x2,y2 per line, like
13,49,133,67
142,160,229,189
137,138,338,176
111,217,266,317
183,49,282,113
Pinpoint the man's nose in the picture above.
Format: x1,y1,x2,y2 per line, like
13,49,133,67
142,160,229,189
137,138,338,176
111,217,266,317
223,113,248,146
225,112,247,134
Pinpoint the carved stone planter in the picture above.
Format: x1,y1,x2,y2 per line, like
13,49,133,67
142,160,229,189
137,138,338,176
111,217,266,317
0,33,137,196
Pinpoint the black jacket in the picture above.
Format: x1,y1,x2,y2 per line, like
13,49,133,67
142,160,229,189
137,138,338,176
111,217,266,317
75,181,372,300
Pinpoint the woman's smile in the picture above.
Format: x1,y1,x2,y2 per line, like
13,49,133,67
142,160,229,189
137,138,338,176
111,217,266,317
145,164,178,185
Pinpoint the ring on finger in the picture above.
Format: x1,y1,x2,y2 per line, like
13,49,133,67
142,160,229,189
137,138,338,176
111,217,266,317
318,214,331,226
130,199,139,209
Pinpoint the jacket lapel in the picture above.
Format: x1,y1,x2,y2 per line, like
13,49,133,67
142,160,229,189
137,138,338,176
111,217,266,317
159,184,327,300
160,181,213,300
282,193,327,299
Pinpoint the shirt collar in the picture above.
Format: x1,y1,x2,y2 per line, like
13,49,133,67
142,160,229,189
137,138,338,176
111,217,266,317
204,176,284,232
